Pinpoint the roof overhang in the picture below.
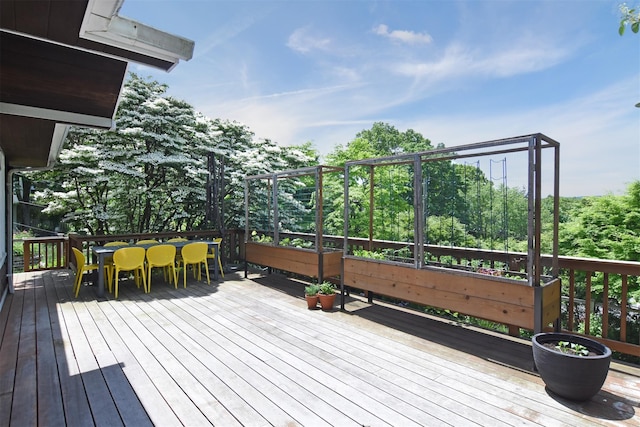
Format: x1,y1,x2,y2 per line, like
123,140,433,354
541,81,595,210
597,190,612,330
80,0,194,71
0,0,195,169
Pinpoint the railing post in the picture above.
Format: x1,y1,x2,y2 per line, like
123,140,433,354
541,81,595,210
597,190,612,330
23,240,31,272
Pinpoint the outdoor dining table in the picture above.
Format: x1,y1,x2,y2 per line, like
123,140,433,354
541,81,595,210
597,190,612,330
91,240,220,298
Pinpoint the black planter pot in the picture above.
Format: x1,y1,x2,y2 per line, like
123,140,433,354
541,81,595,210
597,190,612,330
532,332,612,401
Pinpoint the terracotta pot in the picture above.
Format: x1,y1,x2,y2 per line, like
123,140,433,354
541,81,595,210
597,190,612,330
305,294,319,309
532,332,611,401
318,293,336,311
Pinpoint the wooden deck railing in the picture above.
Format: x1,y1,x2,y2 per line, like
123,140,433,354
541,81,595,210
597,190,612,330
18,235,68,271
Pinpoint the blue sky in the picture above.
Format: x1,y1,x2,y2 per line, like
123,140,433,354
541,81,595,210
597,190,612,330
121,0,639,196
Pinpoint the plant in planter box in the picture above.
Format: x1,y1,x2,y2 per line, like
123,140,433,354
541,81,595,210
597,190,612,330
532,332,612,401
318,282,337,311
304,284,320,310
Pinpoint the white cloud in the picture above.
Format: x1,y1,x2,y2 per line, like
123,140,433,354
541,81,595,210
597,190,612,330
373,24,433,45
392,41,569,81
194,15,259,58
287,27,331,53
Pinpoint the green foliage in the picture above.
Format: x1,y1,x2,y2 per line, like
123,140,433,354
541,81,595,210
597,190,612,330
12,231,33,256
555,341,590,356
304,284,320,296
425,215,477,247
319,281,336,295
578,312,604,338
619,3,640,35
325,123,433,240
251,231,273,243
557,181,640,301
326,122,433,166
353,249,386,259
279,237,313,249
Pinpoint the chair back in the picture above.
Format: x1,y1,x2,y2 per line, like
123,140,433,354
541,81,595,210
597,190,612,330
212,237,222,252
146,244,176,266
113,247,146,270
136,239,159,245
167,237,188,242
71,247,85,270
104,241,129,247
181,242,208,263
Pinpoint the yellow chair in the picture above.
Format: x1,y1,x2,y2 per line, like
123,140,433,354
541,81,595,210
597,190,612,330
206,237,224,278
146,244,178,291
168,238,187,265
71,247,100,298
105,241,130,246
103,241,130,292
136,239,159,245
179,242,210,287
112,247,147,298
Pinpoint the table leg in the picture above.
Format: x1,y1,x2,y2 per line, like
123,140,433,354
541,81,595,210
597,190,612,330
97,253,105,298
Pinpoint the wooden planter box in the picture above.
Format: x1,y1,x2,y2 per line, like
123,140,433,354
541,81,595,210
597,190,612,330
343,257,561,331
246,242,342,282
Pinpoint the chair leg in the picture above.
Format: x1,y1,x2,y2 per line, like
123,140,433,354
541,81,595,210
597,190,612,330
105,266,113,293
73,269,83,298
170,265,178,289
139,267,147,293
203,260,210,285
183,264,188,288
114,269,120,299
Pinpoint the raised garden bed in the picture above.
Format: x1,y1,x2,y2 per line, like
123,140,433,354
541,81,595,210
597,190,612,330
244,165,344,283
344,256,560,330
342,134,562,333
246,242,342,282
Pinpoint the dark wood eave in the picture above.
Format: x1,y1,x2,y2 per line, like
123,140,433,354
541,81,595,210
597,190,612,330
0,0,194,169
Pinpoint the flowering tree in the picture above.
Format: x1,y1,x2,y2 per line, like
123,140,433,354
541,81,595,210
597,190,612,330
29,73,317,234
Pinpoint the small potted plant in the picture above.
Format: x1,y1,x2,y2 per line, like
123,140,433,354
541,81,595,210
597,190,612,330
532,332,612,401
318,281,337,311
304,284,320,309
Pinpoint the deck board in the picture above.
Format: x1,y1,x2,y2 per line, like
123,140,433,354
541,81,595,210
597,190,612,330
35,274,65,426
1,269,639,426
211,284,536,427
46,269,96,427
12,276,37,426
0,278,22,427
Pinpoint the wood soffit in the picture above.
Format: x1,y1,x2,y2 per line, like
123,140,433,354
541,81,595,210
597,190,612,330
0,0,180,169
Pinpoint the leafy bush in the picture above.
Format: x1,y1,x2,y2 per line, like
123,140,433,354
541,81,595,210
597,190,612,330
353,249,386,259
319,282,336,295
13,231,33,256
304,284,320,296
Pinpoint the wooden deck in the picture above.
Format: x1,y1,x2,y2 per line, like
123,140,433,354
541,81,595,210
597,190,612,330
1,269,639,426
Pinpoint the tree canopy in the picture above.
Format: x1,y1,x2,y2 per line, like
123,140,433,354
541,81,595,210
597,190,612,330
27,73,318,235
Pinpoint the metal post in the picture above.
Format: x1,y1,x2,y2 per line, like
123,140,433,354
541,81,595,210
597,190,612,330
244,178,249,278
414,155,424,269
342,165,350,310
272,174,279,245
